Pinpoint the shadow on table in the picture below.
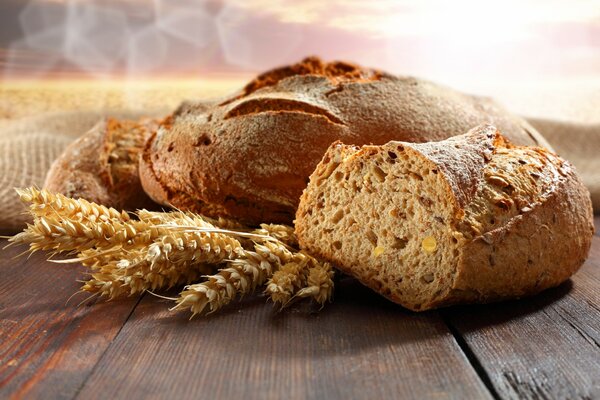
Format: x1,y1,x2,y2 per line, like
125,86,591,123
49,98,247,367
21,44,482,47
139,275,574,359
146,275,451,357
440,279,573,332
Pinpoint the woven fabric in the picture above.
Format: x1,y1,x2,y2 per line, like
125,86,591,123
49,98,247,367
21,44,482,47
0,110,154,234
0,111,598,233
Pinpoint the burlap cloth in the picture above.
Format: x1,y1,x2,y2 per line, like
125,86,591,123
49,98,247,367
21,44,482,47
1,111,598,234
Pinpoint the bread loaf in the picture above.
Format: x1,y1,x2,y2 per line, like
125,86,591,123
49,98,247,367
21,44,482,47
139,57,551,225
44,117,159,210
295,125,594,311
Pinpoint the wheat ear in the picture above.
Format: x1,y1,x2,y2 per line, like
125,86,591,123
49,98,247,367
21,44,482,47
265,260,308,306
81,258,212,299
265,252,334,307
138,210,245,230
254,223,298,247
172,240,295,317
16,187,130,222
76,227,243,298
295,262,335,306
9,215,157,253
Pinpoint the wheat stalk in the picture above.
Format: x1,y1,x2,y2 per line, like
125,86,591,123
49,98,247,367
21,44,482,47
265,261,308,306
9,187,335,317
172,240,295,317
295,262,335,306
16,187,130,223
265,252,334,307
9,215,156,253
254,223,297,247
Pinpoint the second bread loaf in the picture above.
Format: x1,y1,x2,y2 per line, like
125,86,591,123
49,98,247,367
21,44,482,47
44,117,159,210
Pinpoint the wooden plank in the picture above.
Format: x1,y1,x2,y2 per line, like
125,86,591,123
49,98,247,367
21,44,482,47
76,277,492,400
0,240,139,399
443,236,600,400
594,215,599,236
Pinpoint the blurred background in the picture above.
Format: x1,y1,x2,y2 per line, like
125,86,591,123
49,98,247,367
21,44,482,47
0,0,599,121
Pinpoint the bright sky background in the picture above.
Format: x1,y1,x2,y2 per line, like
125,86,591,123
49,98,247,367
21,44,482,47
0,0,599,91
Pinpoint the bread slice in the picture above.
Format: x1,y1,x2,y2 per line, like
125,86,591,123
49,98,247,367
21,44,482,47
44,117,159,210
295,125,594,311
139,57,551,226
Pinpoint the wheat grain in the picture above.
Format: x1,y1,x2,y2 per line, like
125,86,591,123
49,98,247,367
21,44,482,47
9,215,157,253
172,239,293,317
17,187,130,223
265,260,308,306
295,262,335,306
10,188,335,317
254,223,297,247
265,251,334,308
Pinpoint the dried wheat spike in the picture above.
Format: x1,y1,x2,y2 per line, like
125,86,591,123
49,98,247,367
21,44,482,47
17,187,129,222
146,229,243,269
295,262,335,306
9,215,155,253
264,250,334,308
76,220,244,298
82,261,210,299
172,239,292,317
265,260,308,306
254,223,297,247
138,210,244,230
77,235,220,298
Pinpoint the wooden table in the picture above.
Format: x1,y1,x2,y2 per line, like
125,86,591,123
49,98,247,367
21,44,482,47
1,217,599,400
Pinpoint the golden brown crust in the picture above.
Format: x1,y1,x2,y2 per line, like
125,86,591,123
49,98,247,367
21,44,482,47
140,56,552,225
295,125,593,310
44,117,159,210
438,150,593,307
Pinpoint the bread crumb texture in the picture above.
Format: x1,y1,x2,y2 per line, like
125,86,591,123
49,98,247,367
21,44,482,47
295,125,594,311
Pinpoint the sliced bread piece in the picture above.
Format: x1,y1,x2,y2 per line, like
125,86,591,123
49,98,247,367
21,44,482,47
295,125,594,311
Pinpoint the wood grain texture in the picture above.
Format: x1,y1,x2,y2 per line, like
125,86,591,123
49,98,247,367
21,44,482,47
443,235,600,400
2,236,599,400
76,277,491,400
0,240,139,399
594,215,599,236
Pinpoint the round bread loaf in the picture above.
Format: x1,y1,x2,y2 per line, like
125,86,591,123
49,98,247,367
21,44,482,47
44,117,159,210
139,57,551,225
295,125,594,311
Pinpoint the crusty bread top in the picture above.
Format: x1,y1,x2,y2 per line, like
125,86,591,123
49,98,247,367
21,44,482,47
139,57,552,225
221,56,382,106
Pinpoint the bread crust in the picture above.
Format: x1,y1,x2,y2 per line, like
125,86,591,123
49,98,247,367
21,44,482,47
139,57,551,225
295,125,594,310
44,117,159,210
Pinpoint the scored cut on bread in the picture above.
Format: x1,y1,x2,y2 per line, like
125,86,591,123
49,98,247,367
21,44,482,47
295,125,594,311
